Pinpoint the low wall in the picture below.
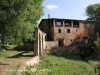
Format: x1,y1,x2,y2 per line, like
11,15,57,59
50,45,78,55
26,56,39,66
42,44,79,55
45,41,58,49
17,56,39,75
42,43,91,56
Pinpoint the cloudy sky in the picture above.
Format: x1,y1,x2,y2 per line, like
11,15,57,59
39,0,100,23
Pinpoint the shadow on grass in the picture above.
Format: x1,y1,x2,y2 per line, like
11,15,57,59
50,54,81,60
0,62,9,65
7,51,34,58
50,53,98,64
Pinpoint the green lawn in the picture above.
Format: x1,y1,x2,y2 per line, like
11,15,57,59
37,55,98,75
0,50,33,59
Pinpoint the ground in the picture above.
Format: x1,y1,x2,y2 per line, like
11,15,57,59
0,45,99,75
0,46,33,75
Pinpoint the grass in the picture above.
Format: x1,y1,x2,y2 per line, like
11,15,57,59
11,64,20,75
0,45,33,75
0,45,99,75
0,48,33,59
37,55,98,75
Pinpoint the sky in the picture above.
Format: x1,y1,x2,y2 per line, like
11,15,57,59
39,0,100,23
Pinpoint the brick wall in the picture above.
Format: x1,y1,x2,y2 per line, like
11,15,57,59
53,21,85,46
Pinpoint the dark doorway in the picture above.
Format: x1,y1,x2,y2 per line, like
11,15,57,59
58,40,64,46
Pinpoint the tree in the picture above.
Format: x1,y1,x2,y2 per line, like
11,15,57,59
86,3,100,75
85,4,100,56
0,0,44,45
86,3,100,34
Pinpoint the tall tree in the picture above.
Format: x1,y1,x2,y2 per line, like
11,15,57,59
85,3,100,74
86,3,100,34
0,0,44,45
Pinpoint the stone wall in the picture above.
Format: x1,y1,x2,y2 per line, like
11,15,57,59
53,21,85,46
42,42,92,56
34,28,46,56
45,41,58,49
17,56,39,75
42,44,78,55
26,56,39,66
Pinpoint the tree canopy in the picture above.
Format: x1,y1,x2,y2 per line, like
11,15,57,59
0,0,44,45
86,4,100,73
86,3,100,33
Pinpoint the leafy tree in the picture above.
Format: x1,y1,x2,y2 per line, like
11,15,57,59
85,3,100,57
0,0,44,45
86,3,100,74
86,3,100,33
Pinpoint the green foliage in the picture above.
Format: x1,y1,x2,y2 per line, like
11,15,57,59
93,32,100,56
86,3,100,33
92,32,100,73
86,4,100,74
0,0,44,45
94,63,100,74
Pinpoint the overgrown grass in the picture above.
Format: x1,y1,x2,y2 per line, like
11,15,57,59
37,55,98,75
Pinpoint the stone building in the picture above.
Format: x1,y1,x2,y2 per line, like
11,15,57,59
34,15,93,56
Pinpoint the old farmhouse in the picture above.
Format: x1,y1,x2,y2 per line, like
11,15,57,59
34,15,93,56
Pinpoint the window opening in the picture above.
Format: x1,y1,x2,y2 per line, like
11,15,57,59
58,29,61,33
67,29,70,33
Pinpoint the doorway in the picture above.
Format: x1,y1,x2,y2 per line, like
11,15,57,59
58,40,64,47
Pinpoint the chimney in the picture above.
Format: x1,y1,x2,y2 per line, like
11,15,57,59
48,14,50,19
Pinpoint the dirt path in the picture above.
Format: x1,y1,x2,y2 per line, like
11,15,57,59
0,58,29,75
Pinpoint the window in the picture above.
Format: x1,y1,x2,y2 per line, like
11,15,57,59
58,29,61,33
65,23,70,25
67,29,70,33
56,21,62,26
71,39,72,42
65,20,71,27
73,21,79,27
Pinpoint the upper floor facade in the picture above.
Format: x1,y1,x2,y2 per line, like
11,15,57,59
39,18,85,42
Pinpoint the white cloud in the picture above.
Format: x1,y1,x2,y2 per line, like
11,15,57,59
46,4,58,9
